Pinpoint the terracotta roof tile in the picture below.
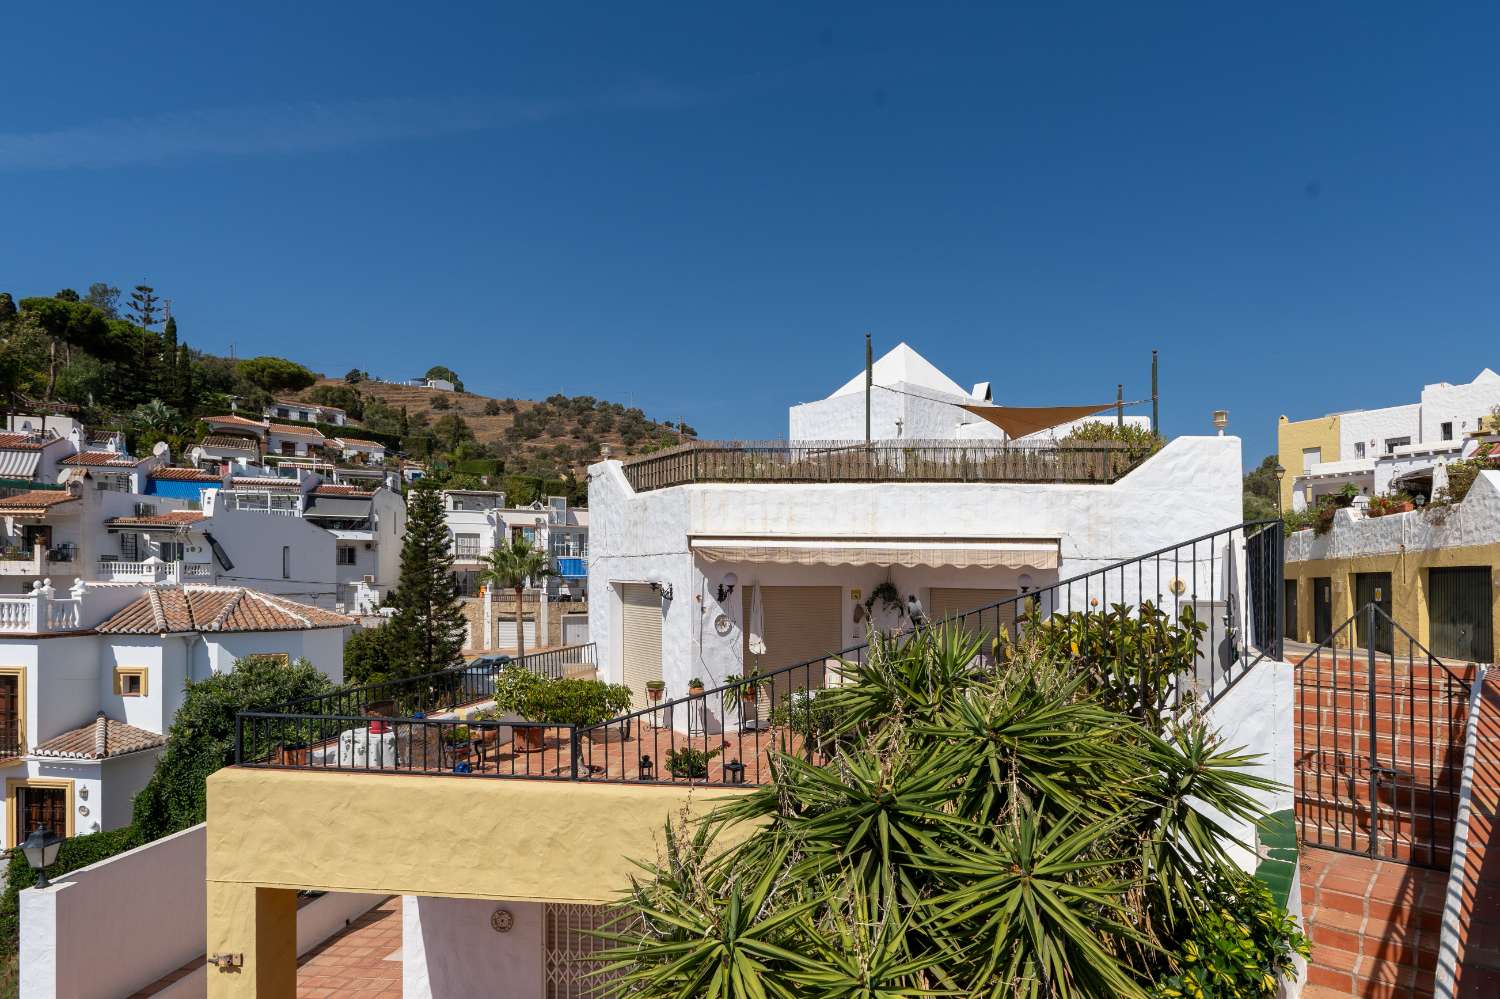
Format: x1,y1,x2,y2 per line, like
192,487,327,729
201,435,261,452
105,510,207,529
229,476,300,491
311,484,362,495
152,467,222,482
268,423,326,439
334,437,384,448
33,715,165,760
0,433,55,451
0,489,78,511
202,415,267,429
61,451,143,467
96,586,355,635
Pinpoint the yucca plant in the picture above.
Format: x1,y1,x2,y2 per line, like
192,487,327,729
596,621,1306,998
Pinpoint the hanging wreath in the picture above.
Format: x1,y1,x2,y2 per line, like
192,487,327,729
863,581,902,616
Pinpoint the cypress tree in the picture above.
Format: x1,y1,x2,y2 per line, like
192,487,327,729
382,480,466,676
161,316,179,404
176,342,194,412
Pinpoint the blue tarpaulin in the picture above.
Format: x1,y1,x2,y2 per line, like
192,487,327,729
555,557,586,578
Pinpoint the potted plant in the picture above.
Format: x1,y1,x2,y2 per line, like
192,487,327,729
513,677,634,750
722,672,761,713
445,724,472,762
687,677,705,697
468,708,502,748
278,740,309,766
646,679,666,703
664,745,720,779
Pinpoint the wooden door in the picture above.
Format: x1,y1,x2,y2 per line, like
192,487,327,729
15,786,66,843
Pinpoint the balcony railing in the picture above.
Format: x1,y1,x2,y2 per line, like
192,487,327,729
619,439,1153,492
0,584,85,634
237,522,1284,786
0,544,76,575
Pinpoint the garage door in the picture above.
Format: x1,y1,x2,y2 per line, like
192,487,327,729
497,620,539,655
563,614,589,646
928,588,1018,642
743,586,842,698
620,584,663,708
1429,567,1493,663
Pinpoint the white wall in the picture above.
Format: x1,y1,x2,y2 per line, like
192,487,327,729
20,824,205,999
1339,402,1421,459
1420,370,1500,443
1288,470,1500,563
202,627,347,684
199,504,337,606
589,436,1243,699
1200,660,1297,873
403,896,544,999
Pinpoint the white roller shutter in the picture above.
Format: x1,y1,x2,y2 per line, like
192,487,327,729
620,584,663,709
497,620,538,654
928,587,1018,641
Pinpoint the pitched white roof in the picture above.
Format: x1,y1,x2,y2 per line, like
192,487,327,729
828,343,970,401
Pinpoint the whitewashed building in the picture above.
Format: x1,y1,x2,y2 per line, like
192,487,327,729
440,490,588,599
590,345,1237,708
264,399,348,427
1280,368,1500,511
0,580,351,850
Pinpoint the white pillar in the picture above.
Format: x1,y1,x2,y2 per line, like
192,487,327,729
482,585,493,652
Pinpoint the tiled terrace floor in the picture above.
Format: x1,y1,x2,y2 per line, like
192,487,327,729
295,896,402,997
1299,847,1445,998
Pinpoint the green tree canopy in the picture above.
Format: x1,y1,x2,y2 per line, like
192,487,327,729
1243,453,1281,522
132,655,333,840
238,355,317,393
383,481,467,674
478,536,553,658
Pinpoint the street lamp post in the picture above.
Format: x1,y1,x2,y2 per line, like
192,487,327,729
1274,464,1286,518
21,826,63,888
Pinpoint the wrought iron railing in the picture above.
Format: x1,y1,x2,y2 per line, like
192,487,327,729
620,439,1156,492
238,523,1282,785
1293,604,1476,869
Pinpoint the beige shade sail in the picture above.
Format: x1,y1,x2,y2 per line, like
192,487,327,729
691,537,1059,570
960,403,1115,439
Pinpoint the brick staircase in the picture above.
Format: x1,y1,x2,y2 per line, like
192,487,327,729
1294,640,1477,997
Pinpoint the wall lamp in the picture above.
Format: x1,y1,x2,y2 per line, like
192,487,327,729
716,572,738,602
1212,410,1229,435
1017,573,1033,594
21,826,62,888
650,581,674,601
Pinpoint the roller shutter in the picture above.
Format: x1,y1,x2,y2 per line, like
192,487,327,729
928,588,1018,643
743,586,842,699
620,584,663,708
497,620,539,654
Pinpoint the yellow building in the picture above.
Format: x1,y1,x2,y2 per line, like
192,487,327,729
1276,413,1342,511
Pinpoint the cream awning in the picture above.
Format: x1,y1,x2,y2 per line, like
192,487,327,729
690,537,1059,569
960,403,1115,438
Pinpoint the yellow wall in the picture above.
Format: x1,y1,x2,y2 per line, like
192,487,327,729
1277,413,1342,510
205,768,759,998
1285,542,1500,655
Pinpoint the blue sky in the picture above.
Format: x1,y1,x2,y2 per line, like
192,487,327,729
3,3,1498,464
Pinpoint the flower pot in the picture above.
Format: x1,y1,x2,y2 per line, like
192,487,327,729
514,727,547,753
279,744,309,766
688,686,705,698
647,688,664,703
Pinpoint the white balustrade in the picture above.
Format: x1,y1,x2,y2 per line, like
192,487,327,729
0,598,34,632
0,579,89,634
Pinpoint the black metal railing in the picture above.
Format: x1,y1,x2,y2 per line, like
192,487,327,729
238,523,1283,786
268,643,597,723
1293,604,1475,869
620,439,1157,492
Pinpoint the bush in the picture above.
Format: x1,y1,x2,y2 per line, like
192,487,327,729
663,746,719,778
519,677,633,728
1152,874,1309,998
1060,420,1164,457
1366,492,1413,518
493,662,547,715
484,399,502,416
430,394,451,411
1,825,143,961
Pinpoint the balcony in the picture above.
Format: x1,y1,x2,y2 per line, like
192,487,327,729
620,439,1153,492
0,543,76,576
96,558,213,583
237,521,1283,787
0,583,85,634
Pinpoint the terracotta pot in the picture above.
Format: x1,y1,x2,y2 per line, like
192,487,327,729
279,745,309,766
688,685,705,697
647,687,664,702
514,727,547,753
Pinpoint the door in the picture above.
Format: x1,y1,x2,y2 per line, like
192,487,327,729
1354,573,1394,654
20,525,50,551
1312,577,1333,643
497,620,538,654
928,587,1018,646
743,586,842,702
620,584,663,708
14,785,66,844
1428,567,1493,662
0,674,19,757
563,615,589,646
1283,580,1299,644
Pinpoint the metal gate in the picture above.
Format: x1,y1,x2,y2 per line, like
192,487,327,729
1353,572,1393,654
542,903,621,998
1428,565,1493,663
1294,603,1475,868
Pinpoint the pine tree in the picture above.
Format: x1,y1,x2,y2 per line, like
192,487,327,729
126,285,160,328
161,316,180,405
382,481,466,676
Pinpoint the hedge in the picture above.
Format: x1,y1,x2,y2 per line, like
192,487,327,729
1,826,143,951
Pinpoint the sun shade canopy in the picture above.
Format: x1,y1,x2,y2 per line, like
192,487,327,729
960,403,1115,439
690,536,1059,570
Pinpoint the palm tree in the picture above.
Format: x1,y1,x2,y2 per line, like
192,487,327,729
478,535,553,658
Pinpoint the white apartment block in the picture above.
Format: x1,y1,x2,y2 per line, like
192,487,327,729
441,490,589,598
263,399,348,427
1280,368,1500,511
0,580,351,850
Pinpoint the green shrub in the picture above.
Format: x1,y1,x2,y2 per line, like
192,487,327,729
1060,420,1165,457
663,746,719,778
492,662,546,714
1,826,143,960
1152,874,1309,998
520,678,633,728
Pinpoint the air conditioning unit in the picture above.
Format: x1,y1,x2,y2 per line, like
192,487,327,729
362,574,376,584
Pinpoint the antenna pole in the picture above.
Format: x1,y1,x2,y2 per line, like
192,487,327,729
1116,384,1124,429
1151,350,1159,436
865,332,873,445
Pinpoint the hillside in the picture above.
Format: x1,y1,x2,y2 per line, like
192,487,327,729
289,377,696,482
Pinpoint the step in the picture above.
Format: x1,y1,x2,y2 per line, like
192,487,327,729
1297,821,1453,869
1294,796,1455,852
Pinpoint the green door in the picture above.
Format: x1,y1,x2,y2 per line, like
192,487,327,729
1354,572,1393,654
1428,567,1493,662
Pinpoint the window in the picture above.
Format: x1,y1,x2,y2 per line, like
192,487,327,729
282,546,291,579
119,532,140,560
336,545,357,566
1384,436,1411,454
114,667,148,697
159,541,185,562
0,669,25,760
1441,422,1454,441
1301,447,1321,473
1354,442,1366,458
276,408,290,418
280,441,296,456
454,533,481,558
